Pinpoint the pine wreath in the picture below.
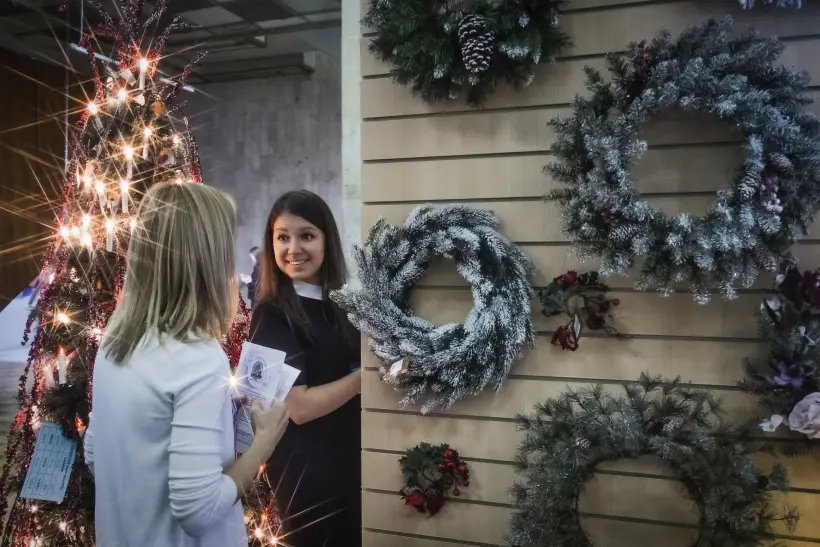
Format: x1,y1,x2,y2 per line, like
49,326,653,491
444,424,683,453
330,204,535,413
362,0,570,106
546,17,820,304
509,374,799,547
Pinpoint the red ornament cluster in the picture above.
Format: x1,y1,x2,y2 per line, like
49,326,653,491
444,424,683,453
399,444,469,517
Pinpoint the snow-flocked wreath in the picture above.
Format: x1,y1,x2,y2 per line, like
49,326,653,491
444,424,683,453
362,0,569,106
330,205,535,413
547,17,820,304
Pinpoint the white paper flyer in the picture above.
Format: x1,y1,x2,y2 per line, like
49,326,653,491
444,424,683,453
233,341,300,453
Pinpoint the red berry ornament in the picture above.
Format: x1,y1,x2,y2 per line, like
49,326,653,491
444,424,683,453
443,448,457,460
457,463,468,474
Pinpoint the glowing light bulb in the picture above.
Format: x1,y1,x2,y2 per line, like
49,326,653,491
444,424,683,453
56,312,69,324
69,226,80,239
138,57,149,71
172,134,181,145
81,232,92,248
229,375,238,388
271,537,279,545
117,88,128,102
59,226,70,239
30,505,38,513
58,522,67,532
175,176,184,185
95,180,105,194
144,127,153,138
123,145,134,160
47,273,55,284
82,214,91,229
254,529,264,539
87,102,98,115
129,218,137,231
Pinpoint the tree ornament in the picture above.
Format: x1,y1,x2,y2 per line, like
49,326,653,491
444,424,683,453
546,17,820,304
457,15,494,74
741,265,820,450
399,443,469,517
509,374,799,547
539,270,629,351
331,204,535,413
362,0,569,105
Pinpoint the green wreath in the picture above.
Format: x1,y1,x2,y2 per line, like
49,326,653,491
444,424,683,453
509,374,799,547
399,442,470,516
547,17,820,304
362,0,569,106
330,204,535,413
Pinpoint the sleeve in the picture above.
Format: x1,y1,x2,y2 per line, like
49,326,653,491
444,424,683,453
249,303,308,387
83,411,94,477
167,350,238,537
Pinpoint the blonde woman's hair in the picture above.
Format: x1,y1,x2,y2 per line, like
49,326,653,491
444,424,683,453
104,182,238,364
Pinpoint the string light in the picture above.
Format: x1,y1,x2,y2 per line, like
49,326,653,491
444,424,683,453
117,88,128,102
59,227,70,239
80,232,92,248
81,214,91,229
123,145,134,160
138,57,149,71
129,218,137,231
87,102,98,115
69,226,80,239
254,529,264,539
172,134,181,145
58,522,67,532
55,312,70,325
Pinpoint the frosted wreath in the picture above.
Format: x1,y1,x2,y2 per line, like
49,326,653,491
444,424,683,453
330,204,535,413
546,17,820,304
509,375,798,547
362,0,568,106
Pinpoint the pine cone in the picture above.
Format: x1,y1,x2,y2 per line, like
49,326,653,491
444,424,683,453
768,152,794,177
738,171,760,200
458,15,495,74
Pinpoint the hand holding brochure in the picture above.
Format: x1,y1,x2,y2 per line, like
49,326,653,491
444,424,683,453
233,341,300,453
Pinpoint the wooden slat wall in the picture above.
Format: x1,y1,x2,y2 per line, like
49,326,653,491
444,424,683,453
0,49,70,308
357,1,820,546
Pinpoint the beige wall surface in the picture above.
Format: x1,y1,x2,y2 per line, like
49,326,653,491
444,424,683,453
353,1,820,546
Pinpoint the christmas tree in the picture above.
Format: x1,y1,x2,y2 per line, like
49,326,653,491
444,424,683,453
0,1,279,545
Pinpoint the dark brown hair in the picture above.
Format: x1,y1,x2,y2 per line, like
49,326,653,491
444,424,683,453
256,190,350,340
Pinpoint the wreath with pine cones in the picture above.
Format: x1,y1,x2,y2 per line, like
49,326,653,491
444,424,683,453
363,0,569,106
546,17,820,304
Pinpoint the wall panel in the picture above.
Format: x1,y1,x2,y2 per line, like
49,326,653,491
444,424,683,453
356,0,820,545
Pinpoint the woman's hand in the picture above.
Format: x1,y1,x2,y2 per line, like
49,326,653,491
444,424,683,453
250,400,289,451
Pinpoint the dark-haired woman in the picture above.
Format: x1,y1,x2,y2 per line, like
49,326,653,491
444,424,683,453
249,190,361,547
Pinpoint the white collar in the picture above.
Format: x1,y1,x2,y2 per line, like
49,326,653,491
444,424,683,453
293,280,323,300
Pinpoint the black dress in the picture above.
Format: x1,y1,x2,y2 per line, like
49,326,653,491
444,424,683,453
249,284,361,547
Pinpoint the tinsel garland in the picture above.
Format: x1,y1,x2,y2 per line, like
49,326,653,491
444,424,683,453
546,17,820,304
509,374,799,547
362,0,569,106
739,0,804,7
0,1,261,545
331,204,535,413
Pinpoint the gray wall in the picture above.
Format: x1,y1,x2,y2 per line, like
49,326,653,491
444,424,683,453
185,53,342,278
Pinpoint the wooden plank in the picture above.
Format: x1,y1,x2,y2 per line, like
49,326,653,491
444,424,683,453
362,371,757,421
363,490,820,546
362,39,820,117
400,287,760,338
362,198,820,243
364,433,820,493
361,144,743,202
361,104,764,160
362,336,763,387
362,412,521,462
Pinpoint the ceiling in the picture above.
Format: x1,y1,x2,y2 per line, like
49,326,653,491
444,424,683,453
0,0,341,83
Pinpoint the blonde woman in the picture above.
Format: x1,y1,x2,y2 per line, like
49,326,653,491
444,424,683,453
84,182,288,547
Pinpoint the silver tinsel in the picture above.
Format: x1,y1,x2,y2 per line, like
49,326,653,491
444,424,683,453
330,205,535,413
739,0,803,7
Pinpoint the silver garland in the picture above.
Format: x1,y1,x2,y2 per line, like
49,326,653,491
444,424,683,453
330,205,535,413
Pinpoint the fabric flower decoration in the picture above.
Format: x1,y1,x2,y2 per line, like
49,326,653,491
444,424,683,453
760,414,784,433
772,362,813,389
788,392,820,438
